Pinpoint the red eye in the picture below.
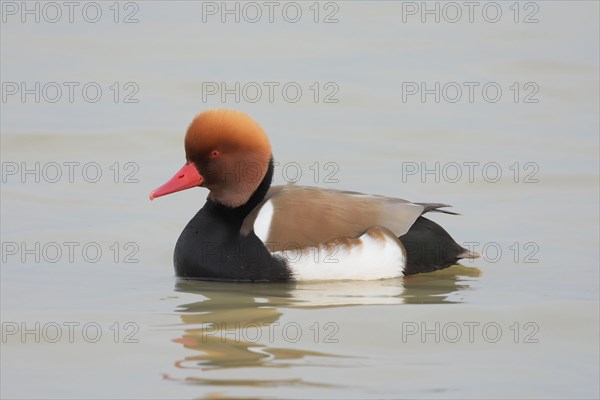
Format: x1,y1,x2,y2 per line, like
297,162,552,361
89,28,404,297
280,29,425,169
210,150,220,158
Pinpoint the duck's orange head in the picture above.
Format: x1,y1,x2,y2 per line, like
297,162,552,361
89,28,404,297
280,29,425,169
150,109,272,207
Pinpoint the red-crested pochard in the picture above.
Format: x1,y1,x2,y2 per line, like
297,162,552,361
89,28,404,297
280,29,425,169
150,109,478,281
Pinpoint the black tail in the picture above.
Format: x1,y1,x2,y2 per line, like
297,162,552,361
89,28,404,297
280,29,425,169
399,217,478,275
415,202,460,215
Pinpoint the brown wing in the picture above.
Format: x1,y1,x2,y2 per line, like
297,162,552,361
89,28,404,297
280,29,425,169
241,185,426,251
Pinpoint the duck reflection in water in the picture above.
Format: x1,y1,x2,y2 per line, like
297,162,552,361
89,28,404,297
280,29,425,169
164,265,480,386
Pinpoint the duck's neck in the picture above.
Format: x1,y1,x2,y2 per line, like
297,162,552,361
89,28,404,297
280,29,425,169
207,157,274,220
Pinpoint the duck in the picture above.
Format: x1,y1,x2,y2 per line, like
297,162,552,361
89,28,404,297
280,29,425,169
150,109,479,282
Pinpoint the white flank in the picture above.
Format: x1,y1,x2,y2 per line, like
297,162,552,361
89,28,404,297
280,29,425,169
273,229,406,281
253,200,274,243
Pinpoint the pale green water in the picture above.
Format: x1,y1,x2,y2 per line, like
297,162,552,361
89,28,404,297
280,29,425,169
1,1,599,399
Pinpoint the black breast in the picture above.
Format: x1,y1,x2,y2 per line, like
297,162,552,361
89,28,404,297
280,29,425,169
173,158,291,282
173,204,291,282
